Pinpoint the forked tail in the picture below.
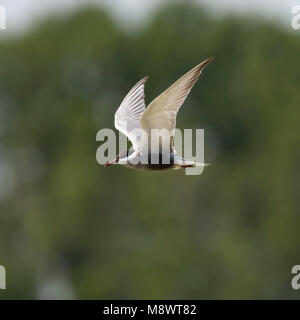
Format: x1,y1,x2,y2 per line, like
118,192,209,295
179,162,210,168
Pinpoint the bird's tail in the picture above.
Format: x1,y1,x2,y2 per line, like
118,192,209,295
195,162,210,167
179,162,210,168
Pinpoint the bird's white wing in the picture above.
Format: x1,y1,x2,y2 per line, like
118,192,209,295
140,58,213,151
115,76,148,150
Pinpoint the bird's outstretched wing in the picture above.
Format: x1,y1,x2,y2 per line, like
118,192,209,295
114,76,148,150
140,58,213,151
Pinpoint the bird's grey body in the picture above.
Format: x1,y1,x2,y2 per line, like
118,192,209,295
112,149,203,171
120,152,176,171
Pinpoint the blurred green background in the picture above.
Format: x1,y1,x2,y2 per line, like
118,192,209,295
0,1,300,299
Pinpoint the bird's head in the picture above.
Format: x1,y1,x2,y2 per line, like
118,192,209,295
104,154,120,167
104,149,134,167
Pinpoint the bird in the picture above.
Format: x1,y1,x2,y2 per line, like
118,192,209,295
105,58,213,171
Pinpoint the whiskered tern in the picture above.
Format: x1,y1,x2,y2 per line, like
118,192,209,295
105,58,213,171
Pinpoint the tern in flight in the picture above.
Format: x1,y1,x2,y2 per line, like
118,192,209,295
105,58,213,170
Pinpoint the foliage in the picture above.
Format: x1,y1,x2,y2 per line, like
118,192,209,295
0,3,299,299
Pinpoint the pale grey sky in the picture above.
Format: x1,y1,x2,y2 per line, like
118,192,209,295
0,0,298,33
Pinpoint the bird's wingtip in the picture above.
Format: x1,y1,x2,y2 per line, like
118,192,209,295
202,56,215,66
